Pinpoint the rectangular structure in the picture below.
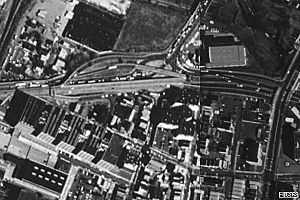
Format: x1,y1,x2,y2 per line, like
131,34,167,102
207,45,247,68
14,159,67,193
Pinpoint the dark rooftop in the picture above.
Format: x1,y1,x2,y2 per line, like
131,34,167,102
102,133,125,165
13,159,67,193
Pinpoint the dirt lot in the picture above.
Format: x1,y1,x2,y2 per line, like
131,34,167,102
26,0,68,40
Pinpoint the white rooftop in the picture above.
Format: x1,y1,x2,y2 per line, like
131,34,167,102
84,0,132,15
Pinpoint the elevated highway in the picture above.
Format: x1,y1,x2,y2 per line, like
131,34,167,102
64,52,168,84
0,77,186,99
200,69,282,85
57,77,185,96
200,81,274,94
199,74,277,90
70,63,186,83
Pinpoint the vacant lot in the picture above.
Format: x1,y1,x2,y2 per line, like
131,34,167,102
114,1,188,52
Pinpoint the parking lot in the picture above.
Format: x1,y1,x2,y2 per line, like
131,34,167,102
63,2,124,51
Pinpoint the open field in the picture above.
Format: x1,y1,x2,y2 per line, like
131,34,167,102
114,0,188,52
156,0,195,9
0,0,14,40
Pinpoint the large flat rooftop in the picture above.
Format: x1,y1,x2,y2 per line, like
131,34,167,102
14,159,67,193
207,45,247,68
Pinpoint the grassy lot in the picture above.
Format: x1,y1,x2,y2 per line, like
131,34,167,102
0,0,14,40
163,0,195,7
114,0,189,52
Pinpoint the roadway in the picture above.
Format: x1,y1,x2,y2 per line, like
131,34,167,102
3,77,185,100
64,52,168,85
57,77,186,96
200,0,212,18
69,63,186,83
190,68,284,110
0,68,273,106
200,85,273,101
165,1,200,64
0,54,187,98
262,46,300,199
200,76,276,91
275,173,300,182
199,69,282,85
194,168,262,179
12,74,274,106
167,0,205,72
199,75,276,101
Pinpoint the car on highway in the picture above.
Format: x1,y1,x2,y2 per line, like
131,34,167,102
29,82,41,87
107,65,117,70
15,82,27,88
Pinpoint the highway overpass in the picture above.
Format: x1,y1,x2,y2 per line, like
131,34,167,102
0,77,186,100
69,63,187,83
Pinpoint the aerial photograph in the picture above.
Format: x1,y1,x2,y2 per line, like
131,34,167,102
200,0,300,199
5,0,300,199
0,0,201,199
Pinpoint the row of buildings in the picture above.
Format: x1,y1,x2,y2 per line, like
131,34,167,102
0,89,159,199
